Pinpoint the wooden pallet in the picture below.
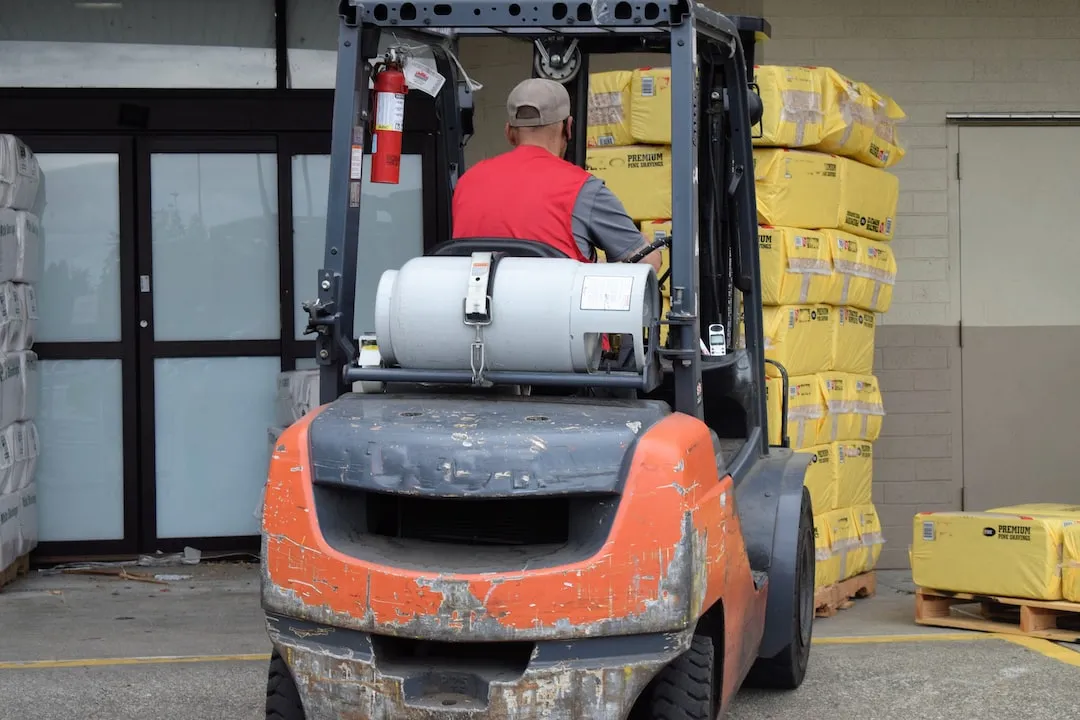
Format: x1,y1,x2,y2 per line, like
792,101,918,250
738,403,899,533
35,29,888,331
815,571,876,618
915,587,1080,642
0,553,30,592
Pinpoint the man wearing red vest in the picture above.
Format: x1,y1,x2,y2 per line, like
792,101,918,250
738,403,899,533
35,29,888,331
451,78,663,272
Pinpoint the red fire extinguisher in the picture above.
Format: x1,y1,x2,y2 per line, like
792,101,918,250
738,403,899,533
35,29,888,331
370,58,408,185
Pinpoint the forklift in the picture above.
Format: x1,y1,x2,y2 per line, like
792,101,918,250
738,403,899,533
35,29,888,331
261,1,814,718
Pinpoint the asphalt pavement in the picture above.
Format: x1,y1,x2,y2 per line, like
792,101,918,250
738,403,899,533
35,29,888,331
1,564,1077,719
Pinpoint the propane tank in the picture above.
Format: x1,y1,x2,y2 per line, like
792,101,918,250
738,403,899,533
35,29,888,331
371,58,408,185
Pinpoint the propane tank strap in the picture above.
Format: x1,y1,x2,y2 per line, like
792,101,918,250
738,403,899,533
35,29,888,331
464,252,495,325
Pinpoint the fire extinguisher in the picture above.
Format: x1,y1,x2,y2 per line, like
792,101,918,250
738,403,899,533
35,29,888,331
370,57,408,185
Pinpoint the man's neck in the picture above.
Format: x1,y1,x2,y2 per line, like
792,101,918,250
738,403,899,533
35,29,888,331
515,140,562,157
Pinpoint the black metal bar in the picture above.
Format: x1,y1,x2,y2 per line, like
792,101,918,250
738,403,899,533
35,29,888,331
352,0,674,27
724,30,769,455
567,51,589,167
316,17,371,404
765,359,790,449
667,10,703,420
274,0,289,89
344,367,648,389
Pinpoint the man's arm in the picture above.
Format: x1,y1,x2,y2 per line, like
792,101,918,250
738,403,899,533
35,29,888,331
571,177,664,273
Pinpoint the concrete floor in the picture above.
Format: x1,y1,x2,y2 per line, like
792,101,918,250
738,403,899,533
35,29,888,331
1,565,1077,719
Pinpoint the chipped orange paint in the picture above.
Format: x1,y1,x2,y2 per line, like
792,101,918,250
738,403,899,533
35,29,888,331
263,403,767,682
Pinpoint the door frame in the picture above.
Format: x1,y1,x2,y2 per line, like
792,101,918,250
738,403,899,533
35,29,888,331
134,134,288,552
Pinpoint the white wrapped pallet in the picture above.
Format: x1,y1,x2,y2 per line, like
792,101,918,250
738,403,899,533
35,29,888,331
275,369,321,426
0,489,18,572
17,285,36,349
0,135,42,213
16,482,37,557
0,282,25,354
0,209,43,284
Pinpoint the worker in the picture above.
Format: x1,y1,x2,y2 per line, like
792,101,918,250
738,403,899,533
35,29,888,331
451,77,664,273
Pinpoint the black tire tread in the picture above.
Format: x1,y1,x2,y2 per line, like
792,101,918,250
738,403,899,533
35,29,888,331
745,488,814,690
266,650,305,720
648,635,715,720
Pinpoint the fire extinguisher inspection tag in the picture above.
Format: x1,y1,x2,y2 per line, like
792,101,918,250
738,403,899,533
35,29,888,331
374,92,406,132
403,58,446,97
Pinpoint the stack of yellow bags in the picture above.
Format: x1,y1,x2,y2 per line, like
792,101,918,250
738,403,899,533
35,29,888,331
751,65,906,591
584,68,676,338
583,66,906,591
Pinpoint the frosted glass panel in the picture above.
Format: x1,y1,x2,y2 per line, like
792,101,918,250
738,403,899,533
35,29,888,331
292,154,424,339
35,153,122,342
154,356,280,538
0,0,276,88
151,153,280,341
37,360,125,542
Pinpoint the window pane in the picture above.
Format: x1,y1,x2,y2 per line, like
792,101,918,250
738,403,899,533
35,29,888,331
37,360,125,542
285,0,437,89
291,154,424,339
150,153,280,341
0,0,276,89
154,356,280,538
35,153,122,343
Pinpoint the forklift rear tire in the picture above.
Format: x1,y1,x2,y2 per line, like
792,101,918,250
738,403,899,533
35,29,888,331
266,649,306,720
645,634,717,719
744,486,814,690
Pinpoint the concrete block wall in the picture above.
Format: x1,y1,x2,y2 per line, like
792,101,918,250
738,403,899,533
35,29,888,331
762,0,1080,567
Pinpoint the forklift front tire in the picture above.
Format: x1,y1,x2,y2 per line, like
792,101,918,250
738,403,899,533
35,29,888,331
266,649,306,720
744,486,815,690
645,634,717,720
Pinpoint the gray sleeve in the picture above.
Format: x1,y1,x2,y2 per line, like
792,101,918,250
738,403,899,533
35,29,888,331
571,176,653,262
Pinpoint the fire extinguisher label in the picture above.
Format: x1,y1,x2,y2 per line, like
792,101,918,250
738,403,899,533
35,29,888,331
375,92,406,132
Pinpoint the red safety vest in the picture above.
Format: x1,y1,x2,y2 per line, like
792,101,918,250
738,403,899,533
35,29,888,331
451,145,592,262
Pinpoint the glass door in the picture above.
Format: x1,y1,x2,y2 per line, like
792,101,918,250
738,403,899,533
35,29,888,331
282,134,429,369
135,137,283,548
22,135,140,555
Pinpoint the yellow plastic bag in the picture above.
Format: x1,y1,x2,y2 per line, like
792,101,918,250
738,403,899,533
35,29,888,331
986,504,1080,604
752,65,838,149
850,504,884,575
586,70,635,148
825,507,862,582
799,444,839,515
825,230,897,313
586,145,671,222
785,375,829,450
911,511,1068,601
641,220,672,296
813,68,906,169
758,225,834,306
832,306,876,375
1064,523,1080,604
836,441,873,507
629,67,672,144
761,305,835,378
814,514,841,589
753,148,899,242
819,372,884,443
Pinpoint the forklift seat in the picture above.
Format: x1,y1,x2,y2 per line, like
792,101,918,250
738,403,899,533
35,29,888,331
427,237,571,259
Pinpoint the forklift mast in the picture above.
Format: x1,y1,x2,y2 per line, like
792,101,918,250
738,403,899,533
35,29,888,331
302,0,776,455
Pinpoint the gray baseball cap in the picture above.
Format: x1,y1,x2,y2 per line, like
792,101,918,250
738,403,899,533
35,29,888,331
506,78,571,127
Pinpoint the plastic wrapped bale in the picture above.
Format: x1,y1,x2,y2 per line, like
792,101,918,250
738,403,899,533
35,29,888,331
585,145,672,222
758,225,834,306
825,230,897,313
753,148,899,242
586,71,635,148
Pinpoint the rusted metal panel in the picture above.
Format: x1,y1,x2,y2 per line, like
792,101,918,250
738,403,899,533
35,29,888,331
262,408,753,642
268,618,693,720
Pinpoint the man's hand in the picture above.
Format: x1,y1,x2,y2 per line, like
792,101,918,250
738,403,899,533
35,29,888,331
640,247,664,274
